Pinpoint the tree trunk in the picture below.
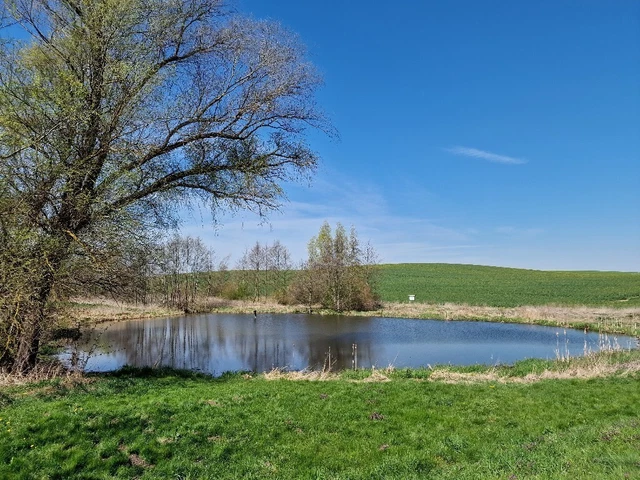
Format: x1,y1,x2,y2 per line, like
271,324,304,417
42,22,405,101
10,238,66,375
11,269,55,374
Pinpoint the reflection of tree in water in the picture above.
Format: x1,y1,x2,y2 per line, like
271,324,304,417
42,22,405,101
78,314,379,373
303,333,374,371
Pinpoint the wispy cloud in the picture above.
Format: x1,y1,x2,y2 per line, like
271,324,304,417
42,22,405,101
495,226,544,236
445,146,527,165
179,169,478,265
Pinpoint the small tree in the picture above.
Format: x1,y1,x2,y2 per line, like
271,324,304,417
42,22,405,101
204,254,231,298
268,240,292,302
237,240,292,301
156,235,213,311
238,242,267,301
288,261,320,313
292,222,380,312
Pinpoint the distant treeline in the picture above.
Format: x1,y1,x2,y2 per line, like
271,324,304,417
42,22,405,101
73,235,295,311
73,240,639,311
75,222,381,312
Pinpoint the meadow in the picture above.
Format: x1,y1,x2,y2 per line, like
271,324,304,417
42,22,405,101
376,263,640,307
1,351,639,480
3,265,639,478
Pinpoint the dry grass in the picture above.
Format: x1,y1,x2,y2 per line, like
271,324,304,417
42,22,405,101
0,360,80,387
260,344,640,385
64,297,640,336
428,361,640,384
261,355,640,385
62,297,183,326
189,299,640,336
263,366,393,382
190,298,308,315
378,301,640,325
262,366,399,383
360,302,640,336
63,297,311,326
263,368,338,381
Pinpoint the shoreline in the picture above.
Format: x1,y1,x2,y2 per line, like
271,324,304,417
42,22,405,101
65,297,640,337
1,297,634,385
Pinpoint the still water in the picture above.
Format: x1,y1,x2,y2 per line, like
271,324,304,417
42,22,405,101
62,313,638,374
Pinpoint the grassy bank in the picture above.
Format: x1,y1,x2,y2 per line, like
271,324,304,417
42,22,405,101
1,352,639,479
377,263,640,307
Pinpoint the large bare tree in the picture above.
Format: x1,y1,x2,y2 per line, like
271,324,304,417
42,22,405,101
0,0,330,373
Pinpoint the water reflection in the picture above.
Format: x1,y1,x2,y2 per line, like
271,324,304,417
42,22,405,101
62,314,638,374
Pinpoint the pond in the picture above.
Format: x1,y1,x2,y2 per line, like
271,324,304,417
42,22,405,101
61,313,638,375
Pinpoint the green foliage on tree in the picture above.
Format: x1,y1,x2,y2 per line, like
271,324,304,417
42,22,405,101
0,0,329,373
290,221,380,312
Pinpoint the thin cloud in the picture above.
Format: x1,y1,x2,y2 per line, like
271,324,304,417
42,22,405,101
496,226,544,236
445,146,527,165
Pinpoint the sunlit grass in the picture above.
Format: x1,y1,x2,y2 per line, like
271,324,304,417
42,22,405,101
1,354,639,479
377,263,640,307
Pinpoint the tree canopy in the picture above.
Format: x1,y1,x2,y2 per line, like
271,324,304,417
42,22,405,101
0,0,330,372
290,221,379,312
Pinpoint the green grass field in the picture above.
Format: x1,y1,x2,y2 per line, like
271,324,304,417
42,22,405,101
1,359,639,480
377,263,640,307
112,263,640,310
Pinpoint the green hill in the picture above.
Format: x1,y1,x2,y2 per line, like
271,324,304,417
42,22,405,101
377,263,640,307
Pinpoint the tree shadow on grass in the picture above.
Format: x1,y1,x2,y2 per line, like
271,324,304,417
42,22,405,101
92,365,252,382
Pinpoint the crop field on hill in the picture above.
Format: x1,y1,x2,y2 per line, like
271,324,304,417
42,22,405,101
376,264,640,307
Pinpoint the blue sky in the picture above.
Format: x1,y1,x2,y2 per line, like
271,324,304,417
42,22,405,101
184,0,640,271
